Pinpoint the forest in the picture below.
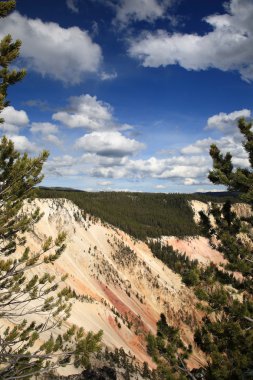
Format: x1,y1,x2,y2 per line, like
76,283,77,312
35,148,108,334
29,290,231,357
37,189,238,239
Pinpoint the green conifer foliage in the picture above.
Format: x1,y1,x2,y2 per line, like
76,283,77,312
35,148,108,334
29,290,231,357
0,1,15,18
194,117,253,379
0,1,26,115
0,1,102,378
209,117,253,206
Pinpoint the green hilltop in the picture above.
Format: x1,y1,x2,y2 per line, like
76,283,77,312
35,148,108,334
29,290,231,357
37,188,239,239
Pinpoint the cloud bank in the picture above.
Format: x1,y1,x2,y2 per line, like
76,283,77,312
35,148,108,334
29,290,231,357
0,12,102,84
129,0,253,81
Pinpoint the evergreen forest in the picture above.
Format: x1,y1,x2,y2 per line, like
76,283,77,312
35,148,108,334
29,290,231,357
37,189,239,239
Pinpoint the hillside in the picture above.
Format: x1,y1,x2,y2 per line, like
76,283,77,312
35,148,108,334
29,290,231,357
37,188,241,240
15,198,212,377
2,196,250,379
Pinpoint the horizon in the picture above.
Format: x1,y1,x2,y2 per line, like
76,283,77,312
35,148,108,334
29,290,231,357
38,185,235,196
0,0,252,193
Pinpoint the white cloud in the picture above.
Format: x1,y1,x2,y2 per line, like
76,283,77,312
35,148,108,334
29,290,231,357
184,178,198,186
81,153,128,167
183,178,210,186
31,122,61,146
0,106,29,133
53,95,113,130
53,94,136,133
154,184,166,189
40,125,215,184
206,109,251,133
42,149,210,183
66,0,79,13
97,181,112,186
89,155,210,180
9,135,38,153
43,134,62,146
100,71,118,81
47,155,77,168
0,12,102,84
45,155,79,176
181,138,214,155
129,0,253,81
91,166,128,179
76,131,145,157
181,134,250,170
217,136,249,167
157,165,208,179
113,0,172,25
31,122,58,134
181,108,252,170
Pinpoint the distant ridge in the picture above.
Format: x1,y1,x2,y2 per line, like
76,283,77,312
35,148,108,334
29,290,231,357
37,188,243,240
38,186,240,198
194,191,240,198
38,186,85,193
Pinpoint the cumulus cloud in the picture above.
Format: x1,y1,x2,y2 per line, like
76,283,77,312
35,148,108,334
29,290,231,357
66,0,79,13
76,131,145,157
182,135,250,168
31,122,62,146
0,12,102,84
181,138,214,155
129,0,253,81
206,109,251,133
113,0,171,25
43,149,211,184
0,106,29,133
157,165,208,179
43,134,62,146
81,153,128,168
10,135,38,153
181,107,252,170
31,122,58,135
217,136,250,167
89,155,210,180
45,155,79,176
40,125,214,184
53,95,113,130
53,94,135,133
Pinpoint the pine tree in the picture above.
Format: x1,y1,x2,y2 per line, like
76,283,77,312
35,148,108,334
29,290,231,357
209,117,253,206
194,117,253,379
0,0,26,116
0,1,102,378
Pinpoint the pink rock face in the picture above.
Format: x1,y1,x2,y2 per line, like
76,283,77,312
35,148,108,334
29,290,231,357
161,236,227,266
161,236,243,281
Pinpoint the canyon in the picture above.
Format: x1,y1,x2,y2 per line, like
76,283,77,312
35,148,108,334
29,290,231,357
12,197,249,376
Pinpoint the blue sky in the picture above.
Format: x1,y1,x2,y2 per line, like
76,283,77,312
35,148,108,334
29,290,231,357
0,0,252,192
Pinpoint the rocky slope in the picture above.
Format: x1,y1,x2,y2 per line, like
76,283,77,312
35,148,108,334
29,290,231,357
190,200,252,225
159,200,252,278
18,198,209,376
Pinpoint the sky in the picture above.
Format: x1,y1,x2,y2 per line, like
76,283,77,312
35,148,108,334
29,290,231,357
0,0,253,193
